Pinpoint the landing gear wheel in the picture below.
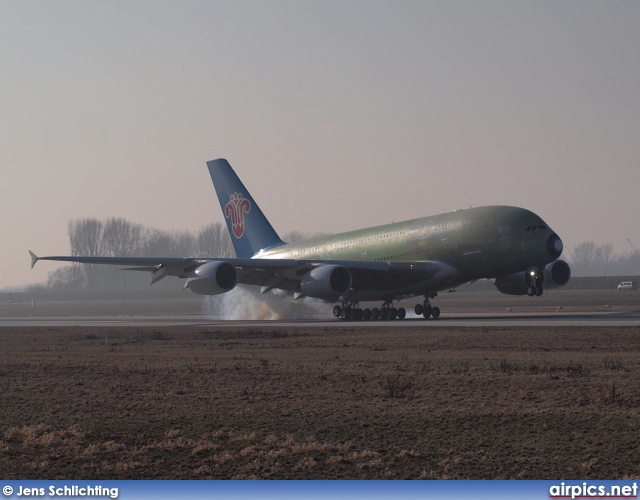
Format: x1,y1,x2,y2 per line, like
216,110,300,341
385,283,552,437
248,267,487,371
431,306,440,319
363,308,372,320
389,308,397,320
354,308,364,320
535,288,543,297
397,307,406,320
379,308,388,320
414,304,424,316
527,286,535,297
333,305,342,318
423,305,432,319
371,308,380,320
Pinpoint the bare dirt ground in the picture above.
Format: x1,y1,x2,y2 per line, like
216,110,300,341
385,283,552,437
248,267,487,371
2,320,640,479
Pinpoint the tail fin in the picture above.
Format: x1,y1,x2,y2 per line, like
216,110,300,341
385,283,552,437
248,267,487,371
207,159,285,258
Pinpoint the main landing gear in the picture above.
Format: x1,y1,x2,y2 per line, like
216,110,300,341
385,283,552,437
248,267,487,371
332,298,441,321
414,299,440,319
333,302,407,321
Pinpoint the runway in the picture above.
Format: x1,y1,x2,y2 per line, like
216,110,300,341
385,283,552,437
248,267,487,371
2,310,640,327
4,301,640,480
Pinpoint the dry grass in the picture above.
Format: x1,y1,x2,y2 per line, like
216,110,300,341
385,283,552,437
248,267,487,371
2,324,640,478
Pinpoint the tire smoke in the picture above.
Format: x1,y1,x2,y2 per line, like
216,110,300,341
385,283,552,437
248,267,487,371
201,285,329,320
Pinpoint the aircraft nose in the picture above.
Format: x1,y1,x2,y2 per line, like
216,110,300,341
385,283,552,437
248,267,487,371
547,233,563,258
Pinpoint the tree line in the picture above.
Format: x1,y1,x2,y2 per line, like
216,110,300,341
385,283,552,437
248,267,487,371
46,217,325,291
569,241,640,277
48,218,236,290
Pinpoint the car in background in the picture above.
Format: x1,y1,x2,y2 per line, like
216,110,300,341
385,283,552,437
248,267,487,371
618,281,638,291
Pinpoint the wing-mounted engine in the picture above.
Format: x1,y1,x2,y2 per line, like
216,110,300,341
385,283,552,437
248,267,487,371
494,260,571,296
542,259,571,289
184,261,238,295
299,265,352,301
494,268,542,296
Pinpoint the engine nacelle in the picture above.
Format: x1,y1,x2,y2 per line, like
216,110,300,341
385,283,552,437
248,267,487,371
494,260,571,296
300,265,352,300
184,261,238,295
543,259,571,289
494,272,530,296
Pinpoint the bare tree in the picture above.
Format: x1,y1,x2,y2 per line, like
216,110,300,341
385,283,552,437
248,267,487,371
171,230,197,257
47,266,85,290
196,223,235,258
68,219,105,288
570,241,596,275
102,217,146,257
69,218,103,257
142,228,174,256
595,243,614,269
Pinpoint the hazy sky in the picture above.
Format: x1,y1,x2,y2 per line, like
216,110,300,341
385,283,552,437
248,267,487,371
2,1,639,289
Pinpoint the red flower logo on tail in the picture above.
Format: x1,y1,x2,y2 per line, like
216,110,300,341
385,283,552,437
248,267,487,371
225,192,251,238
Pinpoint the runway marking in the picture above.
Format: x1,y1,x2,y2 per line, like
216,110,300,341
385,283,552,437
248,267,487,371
2,311,640,328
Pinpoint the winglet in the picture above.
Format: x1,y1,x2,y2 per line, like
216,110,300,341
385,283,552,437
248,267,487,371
29,250,39,269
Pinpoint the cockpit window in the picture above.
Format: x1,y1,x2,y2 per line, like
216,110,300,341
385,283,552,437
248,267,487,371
525,224,548,232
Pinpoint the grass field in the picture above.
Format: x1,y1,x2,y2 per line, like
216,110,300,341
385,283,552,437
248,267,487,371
2,322,640,479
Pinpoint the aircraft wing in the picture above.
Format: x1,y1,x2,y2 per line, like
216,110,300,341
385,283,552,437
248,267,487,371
30,251,306,285
29,251,452,295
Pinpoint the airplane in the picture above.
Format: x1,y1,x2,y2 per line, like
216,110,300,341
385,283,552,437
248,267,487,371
30,158,571,321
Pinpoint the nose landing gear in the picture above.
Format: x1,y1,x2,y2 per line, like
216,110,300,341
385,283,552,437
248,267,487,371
525,267,545,297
